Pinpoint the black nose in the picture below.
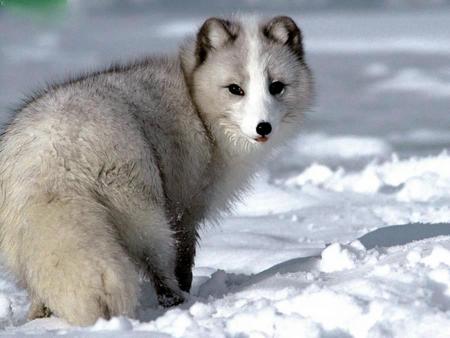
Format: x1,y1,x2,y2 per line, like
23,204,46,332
256,122,272,136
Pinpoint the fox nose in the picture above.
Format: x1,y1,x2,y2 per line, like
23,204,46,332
256,122,272,136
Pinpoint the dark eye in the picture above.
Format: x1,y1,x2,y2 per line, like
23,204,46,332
228,84,245,96
269,81,285,95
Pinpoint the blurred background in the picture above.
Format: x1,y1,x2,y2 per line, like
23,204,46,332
1,0,449,172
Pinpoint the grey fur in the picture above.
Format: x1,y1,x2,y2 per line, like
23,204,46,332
0,15,313,326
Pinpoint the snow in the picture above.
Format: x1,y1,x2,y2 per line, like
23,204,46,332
1,4,450,338
319,241,365,273
307,38,450,54
388,129,450,146
7,234,450,337
284,151,450,199
2,148,450,337
293,134,393,161
372,68,450,98
364,63,390,77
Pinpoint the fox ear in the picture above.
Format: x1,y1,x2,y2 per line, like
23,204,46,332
263,16,304,58
196,18,239,64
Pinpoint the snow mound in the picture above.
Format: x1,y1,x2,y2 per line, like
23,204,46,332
320,241,368,273
285,151,450,201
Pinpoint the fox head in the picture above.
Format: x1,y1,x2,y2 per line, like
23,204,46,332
181,15,314,153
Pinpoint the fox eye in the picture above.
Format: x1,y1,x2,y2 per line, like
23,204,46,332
269,81,285,95
228,84,245,96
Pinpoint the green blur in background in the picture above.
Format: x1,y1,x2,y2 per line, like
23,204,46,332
1,0,67,19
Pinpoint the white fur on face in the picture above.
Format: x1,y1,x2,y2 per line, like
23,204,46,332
232,23,282,142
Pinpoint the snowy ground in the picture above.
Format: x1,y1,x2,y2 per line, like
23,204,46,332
0,3,450,337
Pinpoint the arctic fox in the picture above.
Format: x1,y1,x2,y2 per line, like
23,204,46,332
0,15,313,325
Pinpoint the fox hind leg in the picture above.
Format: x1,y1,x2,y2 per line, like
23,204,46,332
18,198,140,326
113,204,185,307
